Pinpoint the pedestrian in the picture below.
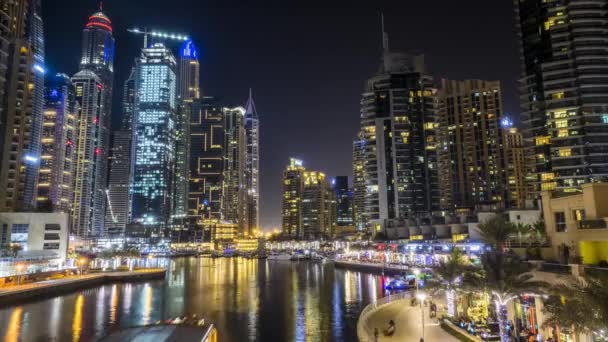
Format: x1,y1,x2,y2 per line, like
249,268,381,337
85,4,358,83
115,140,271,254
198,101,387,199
374,328,379,341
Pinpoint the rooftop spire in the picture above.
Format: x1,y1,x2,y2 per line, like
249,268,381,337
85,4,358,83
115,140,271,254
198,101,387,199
99,1,103,11
245,88,258,117
381,13,389,53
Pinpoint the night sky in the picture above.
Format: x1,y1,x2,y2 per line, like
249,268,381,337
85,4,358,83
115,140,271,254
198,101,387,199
42,0,520,231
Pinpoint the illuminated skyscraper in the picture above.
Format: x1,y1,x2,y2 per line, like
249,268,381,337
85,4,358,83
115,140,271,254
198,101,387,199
104,70,136,237
0,0,45,211
222,107,247,234
281,158,305,239
437,79,505,211
72,70,107,237
334,176,353,227
515,0,608,197
71,6,115,237
360,25,439,235
173,40,200,219
244,90,260,234
177,40,200,102
352,135,366,231
503,126,527,209
38,74,78,212
131,43,177,236
302,171,336,240
188,97,224,241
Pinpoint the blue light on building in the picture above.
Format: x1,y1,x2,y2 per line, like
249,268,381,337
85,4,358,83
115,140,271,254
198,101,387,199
180,40,198,59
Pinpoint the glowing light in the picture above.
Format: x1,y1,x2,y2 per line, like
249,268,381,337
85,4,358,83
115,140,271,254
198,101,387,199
33,64,45,74
180,40,198,59
501,116,513,128
24,154,39,164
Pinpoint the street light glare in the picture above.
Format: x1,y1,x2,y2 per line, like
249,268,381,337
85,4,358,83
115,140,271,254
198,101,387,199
416,293,427,301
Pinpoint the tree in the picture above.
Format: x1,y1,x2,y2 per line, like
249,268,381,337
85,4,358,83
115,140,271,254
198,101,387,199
477,215,517,252
469,215,547,342
542,273,608,337
428,248,470,317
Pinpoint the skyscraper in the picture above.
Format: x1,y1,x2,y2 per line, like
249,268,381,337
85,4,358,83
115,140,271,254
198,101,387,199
302,171,336,240
515,0,608,197
360,25,439,235
131,43,177,237
189,97,225,224
0,0,44,211
173,40,200,219
104,70,135,238
503,125,527,209
437,79,505,211
334,176,354,227
177,40,200,102
244,90,260,235
72,70,107,237
352,136,366,231
38,74,78,213
222,107,248,235
281,158,305,239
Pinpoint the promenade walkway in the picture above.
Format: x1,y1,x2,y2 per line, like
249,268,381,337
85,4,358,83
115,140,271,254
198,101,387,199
365,299,457,342
0,269,165,306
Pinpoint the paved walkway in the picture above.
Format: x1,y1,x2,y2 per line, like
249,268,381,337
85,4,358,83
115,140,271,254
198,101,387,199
0,269,165,296
366,299,457,342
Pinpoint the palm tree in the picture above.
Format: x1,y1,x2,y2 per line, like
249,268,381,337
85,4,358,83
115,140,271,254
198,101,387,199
470,214,547,342
429,248,470,317
477,215,517,252
542,273,608,338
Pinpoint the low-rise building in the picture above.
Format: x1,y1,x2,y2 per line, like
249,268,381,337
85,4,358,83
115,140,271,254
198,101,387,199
541,182,608,265
0,212,69,276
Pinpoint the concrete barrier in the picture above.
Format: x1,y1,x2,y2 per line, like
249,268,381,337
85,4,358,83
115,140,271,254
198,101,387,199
356,292,411,342
0,269,166,307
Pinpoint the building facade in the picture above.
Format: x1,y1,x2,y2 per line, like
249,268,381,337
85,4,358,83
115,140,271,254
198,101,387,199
515,0,608,197
352,135,366,231
360,32,439,235
301,171,336,240
503,126,527,209
71,7,115,237
244,90,260,234
173,41,200,220
222,107,248,235
334,176,354,228
0,0,43,212
437,79,505,211
38,74,78,212
281,158,305,239
131,43,177,237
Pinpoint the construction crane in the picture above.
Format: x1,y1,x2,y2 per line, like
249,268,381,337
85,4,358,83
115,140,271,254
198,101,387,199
127,27,190,48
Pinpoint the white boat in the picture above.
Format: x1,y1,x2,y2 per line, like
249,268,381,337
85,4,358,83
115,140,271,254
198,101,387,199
268,253,292,261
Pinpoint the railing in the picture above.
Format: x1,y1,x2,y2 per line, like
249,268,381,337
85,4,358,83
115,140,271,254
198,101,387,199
539,262,572,274
578,219,607,230
357,291,412,342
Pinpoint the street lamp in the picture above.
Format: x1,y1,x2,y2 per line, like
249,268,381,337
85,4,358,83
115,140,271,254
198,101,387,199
416,292,427,342
79,257,87,275
413,268,421,293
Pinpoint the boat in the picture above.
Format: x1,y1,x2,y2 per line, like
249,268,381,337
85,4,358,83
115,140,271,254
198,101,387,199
268,253,292,261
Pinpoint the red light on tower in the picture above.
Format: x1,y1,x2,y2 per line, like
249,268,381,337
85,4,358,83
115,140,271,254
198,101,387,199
95,148,102,155
93,117,98,124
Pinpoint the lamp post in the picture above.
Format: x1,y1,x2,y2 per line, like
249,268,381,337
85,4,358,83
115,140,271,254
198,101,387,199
79,257,87,276
417,292,427,342
413,268,421,293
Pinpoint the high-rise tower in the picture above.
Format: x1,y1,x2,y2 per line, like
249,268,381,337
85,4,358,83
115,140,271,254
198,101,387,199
173,40,200,219
281,158,305,239
360,23,439,235
131,43,177,236
38,74,78,213
0,0,45,211
222,107,247,234
352,135,366,231
71,5,115,237
244,90,260,234
437,79,505,211
515,0,608,198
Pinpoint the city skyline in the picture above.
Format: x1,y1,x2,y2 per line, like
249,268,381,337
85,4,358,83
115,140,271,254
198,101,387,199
42,1,520,230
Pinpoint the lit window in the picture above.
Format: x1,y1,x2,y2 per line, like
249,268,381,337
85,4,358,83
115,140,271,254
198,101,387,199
555,119,568,128
558,148,571,157
557,129,569,137
535,136,551,145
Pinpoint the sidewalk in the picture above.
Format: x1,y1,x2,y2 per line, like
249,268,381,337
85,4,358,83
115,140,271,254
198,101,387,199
366,299,457,342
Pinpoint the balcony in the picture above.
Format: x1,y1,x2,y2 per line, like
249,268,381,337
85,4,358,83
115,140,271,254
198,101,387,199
578,219,607,229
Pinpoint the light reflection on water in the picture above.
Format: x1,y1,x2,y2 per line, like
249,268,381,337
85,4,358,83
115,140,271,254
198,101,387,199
0,258,387,341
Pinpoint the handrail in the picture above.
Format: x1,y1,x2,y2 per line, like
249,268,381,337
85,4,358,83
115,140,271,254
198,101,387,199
357,291,411,342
